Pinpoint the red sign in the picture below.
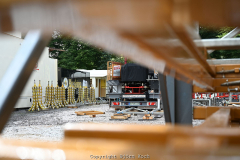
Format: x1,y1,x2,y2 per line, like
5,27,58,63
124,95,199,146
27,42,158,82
34,63,39,70
113,65,121,77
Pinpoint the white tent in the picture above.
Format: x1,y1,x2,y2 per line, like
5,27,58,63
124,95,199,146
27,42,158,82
77,69,107,98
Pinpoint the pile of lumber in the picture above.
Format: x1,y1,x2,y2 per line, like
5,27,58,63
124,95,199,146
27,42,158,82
142,114,154,120
110,114,131,120
75,110,105,117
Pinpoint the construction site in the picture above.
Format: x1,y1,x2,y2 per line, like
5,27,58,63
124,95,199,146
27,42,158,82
1,0,240,159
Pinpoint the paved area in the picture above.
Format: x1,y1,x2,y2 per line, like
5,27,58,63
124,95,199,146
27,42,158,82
2,104,204,142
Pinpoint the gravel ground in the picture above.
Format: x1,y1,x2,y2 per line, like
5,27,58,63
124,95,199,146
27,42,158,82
2,104,204,142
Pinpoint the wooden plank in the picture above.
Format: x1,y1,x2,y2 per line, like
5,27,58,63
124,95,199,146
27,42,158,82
75,111,96,113
193,106,208,119
0,0,215,89
75,110,105,113
198,108,230,128
3,0,240,30
76,112,85,116
189,0,240,27
143,116,154,120
0,0,172,34
75,110,105,116
84,112,104,115
173,27,216,78
111,115,128,120
0,135,231,160
1,0,240,91
64,122,240,146
121,33,213,90
193,106,222,119
193,106,240,122
64,123,171,141
67,106,78,108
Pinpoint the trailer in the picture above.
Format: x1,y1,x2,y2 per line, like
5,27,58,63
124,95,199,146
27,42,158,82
107,61,161,111
0,32,58,108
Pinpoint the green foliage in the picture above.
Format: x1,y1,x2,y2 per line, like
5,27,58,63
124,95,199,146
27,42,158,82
199,26,240,59
216,27,235,38
210,50,240,59
48,31,121,70
110,56,133,64
199,26,220,39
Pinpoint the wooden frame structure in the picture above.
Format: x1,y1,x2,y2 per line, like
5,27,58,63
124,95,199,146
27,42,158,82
1,0,240,159
107,61,123,81
1,0,240,91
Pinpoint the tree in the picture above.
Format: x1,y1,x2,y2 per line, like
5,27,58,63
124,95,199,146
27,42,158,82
48,31,121,70
199,26,240,59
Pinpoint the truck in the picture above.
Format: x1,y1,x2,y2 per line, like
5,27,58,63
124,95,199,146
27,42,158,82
107,61,161,114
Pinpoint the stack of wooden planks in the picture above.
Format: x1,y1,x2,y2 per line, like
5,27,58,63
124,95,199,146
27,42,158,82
110,114,131,120
75,110,105,117
143,114,154,120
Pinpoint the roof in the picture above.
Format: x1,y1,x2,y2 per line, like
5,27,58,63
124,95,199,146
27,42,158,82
77,69,107,78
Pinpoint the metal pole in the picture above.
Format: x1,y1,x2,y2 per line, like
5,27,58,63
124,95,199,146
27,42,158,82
229,92,232,102
175,79,192,125
165,75,192,125
166,76,175,124
159,74,171,123
0,30,48,133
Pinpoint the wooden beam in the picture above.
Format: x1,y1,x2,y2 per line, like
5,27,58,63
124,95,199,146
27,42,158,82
2,123,240,159
4,0,240,92
0,135,232,159
193,106,240,122
197,108,230,128
0,0,173,35
173,27,216,78
110,115,128,120
121,33,213,90
1,0,240,34
64,122,240,148
75,111,105,116
64,123,171,142
2,0,240,28
189,0,240,27
193,106,220,120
